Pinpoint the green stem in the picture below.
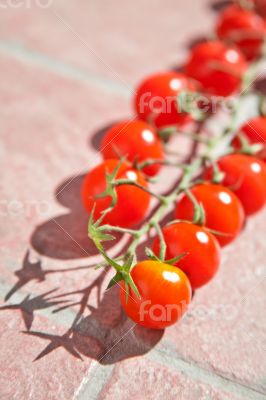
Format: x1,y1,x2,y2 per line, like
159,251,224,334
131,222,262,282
136,158,187,171
113,179,166,203
98,225,139,236
207,158,225,183
152,222,166,261
159,126,211,144
184,188,205,225
125,158,203,257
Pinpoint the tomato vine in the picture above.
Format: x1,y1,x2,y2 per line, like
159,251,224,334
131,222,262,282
81,1,266,329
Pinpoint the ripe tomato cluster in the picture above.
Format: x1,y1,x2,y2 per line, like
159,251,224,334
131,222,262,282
82,1,266,330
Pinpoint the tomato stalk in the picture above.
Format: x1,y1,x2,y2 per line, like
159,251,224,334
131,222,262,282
118,157,203,258
136,158,188,171
151,221,166,261
184,189,206,225
112,178,165,202
234,132,264,155
159,127,212,144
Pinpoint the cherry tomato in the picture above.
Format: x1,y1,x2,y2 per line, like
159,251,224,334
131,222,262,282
204,154,266,215
120,260,191,329
175,183,245,246
185,41,247,96
81,159,151,228
232,116,266,162
255,0,266,17
152,222,221,290
134,71,196,129
100,120,164,177
216,5,266,60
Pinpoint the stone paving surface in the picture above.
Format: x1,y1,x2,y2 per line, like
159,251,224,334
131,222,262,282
0,1,265,399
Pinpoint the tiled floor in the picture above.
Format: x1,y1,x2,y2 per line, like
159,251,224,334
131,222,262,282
0,1,265,399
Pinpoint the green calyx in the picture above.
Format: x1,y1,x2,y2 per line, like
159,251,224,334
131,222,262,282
237,132,264,156
88,207,140,301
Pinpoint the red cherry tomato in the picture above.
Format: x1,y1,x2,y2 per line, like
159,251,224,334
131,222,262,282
232,116,266,162
175,183,245,246
81,160,151,228
100,120,164,177
216,5,266,60
134,71,196,129
185,41,247,96
255,0,266,17
120,260,191,329
152,222,221,290
204,154,266,215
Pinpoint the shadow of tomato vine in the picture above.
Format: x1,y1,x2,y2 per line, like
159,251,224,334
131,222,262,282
2,47,202,362
1,124,177,363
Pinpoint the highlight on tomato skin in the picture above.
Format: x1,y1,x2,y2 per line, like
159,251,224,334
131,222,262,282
175,183,245,247
185,40,247,97
204,154,266,216
81,159,151,228
100,120,165,177
216,4,266,61
152,222,221,290
134,71,197,129
120,260,192,330
232,116,266,162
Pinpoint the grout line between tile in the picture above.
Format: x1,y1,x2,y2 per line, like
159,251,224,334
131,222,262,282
148,346,266,400
0,40,132,97
1,280,265,399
